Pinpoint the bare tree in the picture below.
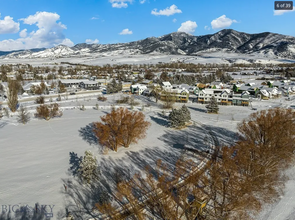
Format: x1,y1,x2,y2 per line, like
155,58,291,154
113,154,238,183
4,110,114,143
17,106,30,124
35,103,62,120
7,80,19,112
93,107,150,152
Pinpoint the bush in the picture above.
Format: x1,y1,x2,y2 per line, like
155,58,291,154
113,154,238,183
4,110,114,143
3,107,9,118
56,95,61,101
116,96,130,104
35,96,45,104
129,96,139,106
98,95,107,101
17,106,30,124
35,103,63,120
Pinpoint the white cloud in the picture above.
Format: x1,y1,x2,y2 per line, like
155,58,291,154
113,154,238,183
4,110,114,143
177,20,197,34
109,0,132,8
0,11,74,51
119,28,133,35
274,7,295,15
173,18,177,23
61,38,74,47
85,39,99,44
0,14,20,34
91,17,99,20
211,15,237,29
204,26,210,30
151,4,182,16
19,29,27,38
140,0,146,4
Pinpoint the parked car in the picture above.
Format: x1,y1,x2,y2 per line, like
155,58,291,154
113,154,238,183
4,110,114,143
70,92,76,95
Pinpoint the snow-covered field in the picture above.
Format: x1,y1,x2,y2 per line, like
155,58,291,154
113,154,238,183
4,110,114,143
0,93,295,219
1,53,295,66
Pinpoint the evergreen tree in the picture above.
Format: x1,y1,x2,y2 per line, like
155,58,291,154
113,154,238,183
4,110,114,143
233,84,239,92
78,150,99,184
106,79,117,94
117,80,123,92
181,105,191,122
168,106,191,128
206,96,219,114
169,108,186,128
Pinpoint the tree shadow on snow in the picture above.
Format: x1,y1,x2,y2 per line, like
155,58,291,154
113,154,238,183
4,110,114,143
188,106,207,113
149,115,169,127
78,123,98,146
68,152,82,177
64,123,238,219
159,124,238,160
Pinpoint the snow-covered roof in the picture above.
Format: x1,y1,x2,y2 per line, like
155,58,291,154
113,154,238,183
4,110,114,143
200,89,214,95
22,82,49,91
131,84,147,90
60,79,82,84
81,81,99,85
260,90,269,97
220,89,231,95
162,81,172,87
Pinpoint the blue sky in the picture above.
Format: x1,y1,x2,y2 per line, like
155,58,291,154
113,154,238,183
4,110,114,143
0,0,294,51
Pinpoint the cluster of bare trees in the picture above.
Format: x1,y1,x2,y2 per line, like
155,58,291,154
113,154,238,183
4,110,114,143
35,103,63,120
93,107,150,152
30,81,47,95
93,108,295,220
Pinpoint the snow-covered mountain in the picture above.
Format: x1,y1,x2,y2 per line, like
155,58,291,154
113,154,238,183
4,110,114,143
2,29,295,59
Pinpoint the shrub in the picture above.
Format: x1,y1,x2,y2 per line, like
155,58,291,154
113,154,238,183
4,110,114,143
116,96,130,104
98,95,107,101
35,103,63,120
35,96,45,104
17,106,30,124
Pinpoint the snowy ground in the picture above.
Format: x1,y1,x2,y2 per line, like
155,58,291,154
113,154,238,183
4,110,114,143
1,52,295,66
0,93,295,219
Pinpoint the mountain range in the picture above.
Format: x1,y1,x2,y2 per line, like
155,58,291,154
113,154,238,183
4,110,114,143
1,29,295,60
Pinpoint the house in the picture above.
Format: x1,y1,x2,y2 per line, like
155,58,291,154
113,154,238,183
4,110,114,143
60,79,82,88
22,82,50,94
259,89,270,100
197,89,250,106
210,81,223,89
80,81,100,90
161,81,172,90
198,89,231,105
130,84,148,95
160,87,189,103
258,86,281,99
231,93,250,106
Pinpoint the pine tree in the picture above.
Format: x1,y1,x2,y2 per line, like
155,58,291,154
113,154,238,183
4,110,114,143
78,150,99,184
168,106,191,128
206,96,219,114
181,105,191,122
169,108,186,128
106,79,117,94
17,106,30,124
117,80,123,92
